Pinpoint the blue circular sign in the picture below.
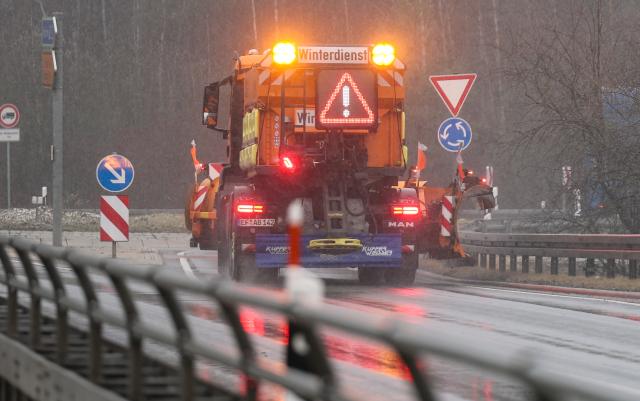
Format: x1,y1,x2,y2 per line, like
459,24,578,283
437,117,472,152
96,154,135,193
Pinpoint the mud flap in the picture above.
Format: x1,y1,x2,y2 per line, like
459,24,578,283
255,234,402,268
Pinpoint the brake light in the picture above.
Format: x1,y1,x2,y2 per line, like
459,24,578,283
279,153,299,173
392,205,420,216
283,156,295,170
236,203,264,214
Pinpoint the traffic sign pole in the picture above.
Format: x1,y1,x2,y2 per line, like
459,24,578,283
6,143,10,209
0,103,21,209
52,12,63,247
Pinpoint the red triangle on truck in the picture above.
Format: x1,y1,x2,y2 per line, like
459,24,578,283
429,73,477,117
318,72,375,126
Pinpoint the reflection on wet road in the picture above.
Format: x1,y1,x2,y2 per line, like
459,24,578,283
78,249,640,400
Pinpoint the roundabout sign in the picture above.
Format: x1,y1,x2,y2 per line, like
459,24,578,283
437,117,472,152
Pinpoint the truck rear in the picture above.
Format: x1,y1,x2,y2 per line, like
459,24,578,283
190,42,494,285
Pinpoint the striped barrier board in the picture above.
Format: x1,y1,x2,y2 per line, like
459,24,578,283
100,195,129,242
440,195,455,237
192,185,208,211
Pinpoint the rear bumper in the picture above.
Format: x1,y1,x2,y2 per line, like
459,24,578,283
254,233,405,268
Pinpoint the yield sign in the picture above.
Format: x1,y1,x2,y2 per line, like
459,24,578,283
317,70,377,129
429,73,477,117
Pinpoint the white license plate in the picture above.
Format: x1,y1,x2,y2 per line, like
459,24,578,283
238,218,276,227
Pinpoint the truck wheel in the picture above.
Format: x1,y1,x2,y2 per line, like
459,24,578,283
230,231,278,284
358,268,385,285
216,203,231,277
199,224,216,250
384,253,418,286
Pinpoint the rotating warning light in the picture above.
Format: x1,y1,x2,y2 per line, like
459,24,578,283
273,42,296,65
372,43,395,66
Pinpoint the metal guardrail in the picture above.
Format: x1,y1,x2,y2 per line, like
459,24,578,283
0,235,639,401
460,232,640,278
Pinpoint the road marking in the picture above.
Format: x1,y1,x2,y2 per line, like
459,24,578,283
468,285,640,307
177,251,196,279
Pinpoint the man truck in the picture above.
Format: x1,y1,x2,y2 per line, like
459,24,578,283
186,42,494,285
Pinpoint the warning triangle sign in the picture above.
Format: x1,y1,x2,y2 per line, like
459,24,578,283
318,72,376,127
429,73,477,116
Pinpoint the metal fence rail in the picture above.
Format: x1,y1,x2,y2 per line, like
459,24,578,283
460,232,640,278
0,235,639,401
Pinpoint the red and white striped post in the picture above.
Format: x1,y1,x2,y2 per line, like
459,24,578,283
100,195,130,258
287,200,303,268
440,195,455,237
284,200,326,400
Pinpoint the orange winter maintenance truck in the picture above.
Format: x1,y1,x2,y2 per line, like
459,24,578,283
186,42,494,285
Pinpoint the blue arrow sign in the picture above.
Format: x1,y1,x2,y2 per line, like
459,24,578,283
437,117,472,152
96,154,135,193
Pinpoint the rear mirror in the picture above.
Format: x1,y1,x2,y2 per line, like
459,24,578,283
202,83,220,128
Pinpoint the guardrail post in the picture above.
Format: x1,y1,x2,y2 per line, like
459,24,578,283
606,259,616,278
568,258,576,276
489,254,496,270
14,243,42,348
509,255,517,272
36,249,69,364
480,254,487,268
629,260,638,279
498,255,506,272
0,244,18,338
534,256,543,274
104,261,145,401
550,257,558,275
155,283,195,401
67,255,103,384
218,302,259,400
585,259,595,277
522,256,529,274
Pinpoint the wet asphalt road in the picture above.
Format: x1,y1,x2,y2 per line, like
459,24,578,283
158,249,640,401
7,246,640,401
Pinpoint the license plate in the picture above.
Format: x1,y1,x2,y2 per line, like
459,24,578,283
238,218,276,227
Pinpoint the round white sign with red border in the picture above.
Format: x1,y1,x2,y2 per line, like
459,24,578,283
0,104,20,129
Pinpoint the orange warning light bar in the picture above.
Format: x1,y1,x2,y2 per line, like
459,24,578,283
273,42,296,65
372,43,395,66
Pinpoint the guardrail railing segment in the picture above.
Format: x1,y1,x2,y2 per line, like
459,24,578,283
460,232,640,278
0,235,639,401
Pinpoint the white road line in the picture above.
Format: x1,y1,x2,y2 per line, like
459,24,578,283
177,251,196,279
468,285,640,307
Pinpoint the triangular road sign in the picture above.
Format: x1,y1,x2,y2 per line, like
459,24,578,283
429,73,477,117
318,72,375,127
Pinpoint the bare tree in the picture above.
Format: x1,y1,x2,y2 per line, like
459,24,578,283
503,0,640,233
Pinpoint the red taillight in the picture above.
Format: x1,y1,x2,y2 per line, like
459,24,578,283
392,205,420,216
481,177,487,184
236,203,264,214
279,153,299,173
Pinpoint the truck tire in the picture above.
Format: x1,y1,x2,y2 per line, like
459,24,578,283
384,252,417,286
216,200,231,277
199,224,216,250
230,230,278,284
358,268,385,285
